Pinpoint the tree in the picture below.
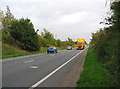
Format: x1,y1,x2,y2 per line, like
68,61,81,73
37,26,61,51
1,8,15,44
0,10,4,27
67,37,74,46
0,10,4,42
10,18,40,51
41,28,54,42
90,1,120,87
2,6,14,33
41,28,57,46
38,35,49,47
1,6,15,44
56,39,61,47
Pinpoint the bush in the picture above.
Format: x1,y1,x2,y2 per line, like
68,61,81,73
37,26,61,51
56,39,61,47
90,2,120,86
9,18,40,51
2,32,14,44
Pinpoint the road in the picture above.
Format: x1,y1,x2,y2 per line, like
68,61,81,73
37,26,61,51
2,47,88,88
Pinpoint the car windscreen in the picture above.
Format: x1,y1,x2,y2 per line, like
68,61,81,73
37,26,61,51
77,43,83,45
48,47,54,50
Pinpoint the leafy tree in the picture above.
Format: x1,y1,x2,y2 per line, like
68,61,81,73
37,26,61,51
67,37,74,46
1,7,15,44
2,6,14,33
0,10,4,29
10,18,40,51
41,28,54,42
61,41,67,47
67,37,73,42
38,35,49,47
2,32,14,44
56,39,61,47
90,1,120,87
41,28,58,46
0,10,4,42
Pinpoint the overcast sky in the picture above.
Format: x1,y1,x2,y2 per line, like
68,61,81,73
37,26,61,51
0,0,110,43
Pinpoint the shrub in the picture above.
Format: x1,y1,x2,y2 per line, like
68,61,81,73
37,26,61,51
9,18,40,51
2,32,14,44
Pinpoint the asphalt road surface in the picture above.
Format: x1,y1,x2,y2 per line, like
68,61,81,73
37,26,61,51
2,46,88,88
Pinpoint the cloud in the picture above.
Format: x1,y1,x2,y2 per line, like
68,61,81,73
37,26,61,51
1,0,110,43
59,11,88,24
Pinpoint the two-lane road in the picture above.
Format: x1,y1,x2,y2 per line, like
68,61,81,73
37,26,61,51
2,47,88,88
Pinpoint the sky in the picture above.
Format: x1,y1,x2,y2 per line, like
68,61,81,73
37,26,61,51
0,0,110,43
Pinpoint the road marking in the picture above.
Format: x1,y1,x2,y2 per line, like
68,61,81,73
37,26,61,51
29,47,88,89
30,66,39,69
24,60,34,63
50,54,55,56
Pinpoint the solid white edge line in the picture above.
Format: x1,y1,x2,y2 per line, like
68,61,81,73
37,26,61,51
29,47,88,89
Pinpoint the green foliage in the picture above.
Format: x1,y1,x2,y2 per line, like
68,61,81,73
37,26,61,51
66,37,74,46
2,43,66,59
1,6,15,44
9,18,40,51
2,32,14,44
41,28,54,42
90,1,120,87
0,10,4,31
38,35,49,47
61,41,67,47
41,29,56,46
2,6,14,32
56,39,61,47
76,46,111,87
40,29,73,47
2,44,46,59
2,44,21,55
1,5,75,57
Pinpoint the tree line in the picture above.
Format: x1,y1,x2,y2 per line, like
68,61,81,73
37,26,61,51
90,1,120,87
1,6,75,51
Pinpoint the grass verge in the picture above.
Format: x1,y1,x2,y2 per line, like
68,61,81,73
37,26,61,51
2,44,67,59
2,50,47,59
76,46,111,87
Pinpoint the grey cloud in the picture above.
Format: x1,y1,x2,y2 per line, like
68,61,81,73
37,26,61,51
1,0,110,43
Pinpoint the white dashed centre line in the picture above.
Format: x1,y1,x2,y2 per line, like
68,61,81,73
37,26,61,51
24,60,34,63
30,66,39,69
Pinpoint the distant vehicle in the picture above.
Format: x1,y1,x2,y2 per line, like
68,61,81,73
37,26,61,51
47,47,57,53
67,46,72,50
77,38,85,50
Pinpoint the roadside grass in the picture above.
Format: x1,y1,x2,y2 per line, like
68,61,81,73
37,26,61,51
76,46,111,87
2,44,67,59
2,50,47,59
57,47,66,50
2,44,27,55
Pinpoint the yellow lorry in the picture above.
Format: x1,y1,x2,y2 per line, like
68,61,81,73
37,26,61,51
77,38,85,50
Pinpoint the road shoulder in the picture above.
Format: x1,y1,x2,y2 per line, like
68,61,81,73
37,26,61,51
58,48,88,87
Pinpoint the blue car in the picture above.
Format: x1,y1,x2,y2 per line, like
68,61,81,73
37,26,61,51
47,47,57,53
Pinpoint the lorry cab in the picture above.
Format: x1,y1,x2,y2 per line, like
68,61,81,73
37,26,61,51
77,38,85,50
